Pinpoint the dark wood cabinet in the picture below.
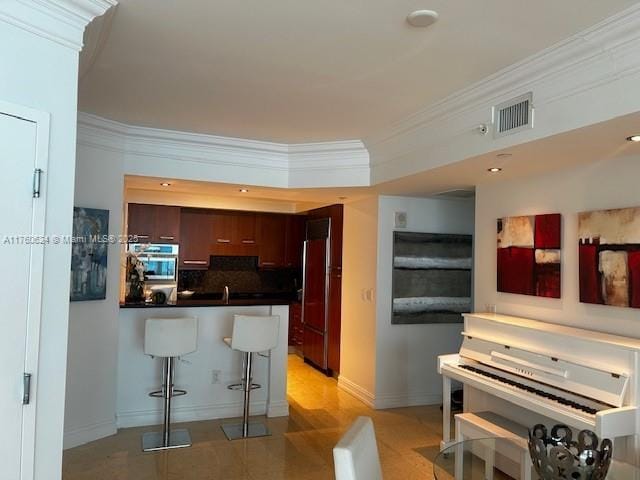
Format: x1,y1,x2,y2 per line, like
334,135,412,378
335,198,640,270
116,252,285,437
284,215,306,268
127,203,155,241
179,209,213,268
235,213,257,245
210,211,259,256
156,206,181,243
288,302,303,349
127,203,181,243
257,214,286,268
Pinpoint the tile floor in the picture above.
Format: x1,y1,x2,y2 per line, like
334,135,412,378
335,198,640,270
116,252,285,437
63,355,443,479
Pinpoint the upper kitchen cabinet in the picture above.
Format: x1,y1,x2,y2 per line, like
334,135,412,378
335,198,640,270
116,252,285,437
211,211,235,246
127,203,181,243
235,212,257,245
211,211,258,256
257,214,286,268
179,209,213,269
284,215,306,268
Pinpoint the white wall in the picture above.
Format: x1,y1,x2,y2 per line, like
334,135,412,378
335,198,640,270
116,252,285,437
0,20,81,479
65,144,125,448
375,196,475,409
475,153,640,338
338,196,379,406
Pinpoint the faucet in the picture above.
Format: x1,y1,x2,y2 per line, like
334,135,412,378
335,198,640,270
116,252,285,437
223,285,229,305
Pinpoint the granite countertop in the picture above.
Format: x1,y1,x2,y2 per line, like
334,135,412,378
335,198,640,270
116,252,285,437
120,296,296,308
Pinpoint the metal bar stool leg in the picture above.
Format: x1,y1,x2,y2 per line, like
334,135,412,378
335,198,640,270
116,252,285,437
222,352,271,440
142,356,192,451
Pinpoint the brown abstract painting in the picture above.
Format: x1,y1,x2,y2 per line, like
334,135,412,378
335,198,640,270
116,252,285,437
497,213,561,298
579,207,640,308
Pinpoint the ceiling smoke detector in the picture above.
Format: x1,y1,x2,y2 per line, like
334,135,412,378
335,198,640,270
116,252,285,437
407,10,439,28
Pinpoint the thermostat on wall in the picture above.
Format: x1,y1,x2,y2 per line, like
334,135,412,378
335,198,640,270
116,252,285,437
394,211,407,229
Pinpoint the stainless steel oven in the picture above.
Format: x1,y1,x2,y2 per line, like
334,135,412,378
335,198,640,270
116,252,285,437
127,243,179,281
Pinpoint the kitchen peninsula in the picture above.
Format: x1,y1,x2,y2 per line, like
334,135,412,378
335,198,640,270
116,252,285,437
117,304,290,428
118,203,304,427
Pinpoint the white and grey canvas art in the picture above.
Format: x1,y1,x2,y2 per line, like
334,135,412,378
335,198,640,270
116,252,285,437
392,232,472,324
70,207,109,301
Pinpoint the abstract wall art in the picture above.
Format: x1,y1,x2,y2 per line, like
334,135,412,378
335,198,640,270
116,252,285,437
497,213,561,298
578,206,640,308
392,232,472,324
70,207,109,301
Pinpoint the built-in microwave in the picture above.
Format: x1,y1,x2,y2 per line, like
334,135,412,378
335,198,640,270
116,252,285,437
127,243,179,281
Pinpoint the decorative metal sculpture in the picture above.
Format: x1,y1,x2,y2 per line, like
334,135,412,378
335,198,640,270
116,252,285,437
528,424,613,480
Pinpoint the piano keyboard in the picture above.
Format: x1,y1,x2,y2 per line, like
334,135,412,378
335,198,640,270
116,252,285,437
459,364,601,415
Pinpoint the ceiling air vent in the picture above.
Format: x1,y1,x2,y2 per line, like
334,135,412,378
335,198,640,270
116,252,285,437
493,92,534,138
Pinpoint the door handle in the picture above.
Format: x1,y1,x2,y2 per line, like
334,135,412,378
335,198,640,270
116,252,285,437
23,373,32,405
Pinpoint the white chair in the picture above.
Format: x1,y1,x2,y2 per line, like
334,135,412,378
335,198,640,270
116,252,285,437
221,314,279,440
142,317,198,452
333,416,383,480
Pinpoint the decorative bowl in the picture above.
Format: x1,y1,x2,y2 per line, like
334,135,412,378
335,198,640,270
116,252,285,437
528,424,613,480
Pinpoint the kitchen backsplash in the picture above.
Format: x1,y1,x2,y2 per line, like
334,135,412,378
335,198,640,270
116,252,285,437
178,256,300,294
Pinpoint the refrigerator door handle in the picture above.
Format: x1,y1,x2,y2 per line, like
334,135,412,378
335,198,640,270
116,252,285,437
301,240,307,325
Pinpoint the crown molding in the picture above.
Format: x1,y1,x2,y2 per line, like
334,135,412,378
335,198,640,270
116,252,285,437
0,0,116,51
79,3,116,79
77,112,371,188
365,3,640,167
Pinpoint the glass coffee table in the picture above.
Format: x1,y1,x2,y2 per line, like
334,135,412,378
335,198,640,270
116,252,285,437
433,438,640,480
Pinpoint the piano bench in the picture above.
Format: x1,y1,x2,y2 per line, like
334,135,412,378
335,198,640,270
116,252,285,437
455,412,532,480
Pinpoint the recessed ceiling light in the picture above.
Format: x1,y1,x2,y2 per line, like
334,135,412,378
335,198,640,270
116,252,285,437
627,135,640,142
407,9,439,28
487,167,502,173
160,182,171,187
239,188,249,193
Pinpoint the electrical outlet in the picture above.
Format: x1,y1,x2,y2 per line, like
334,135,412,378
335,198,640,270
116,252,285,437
211,369,221,384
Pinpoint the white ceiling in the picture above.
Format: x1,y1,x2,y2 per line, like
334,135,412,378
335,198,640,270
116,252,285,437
377,112,640,197
79,0,638,143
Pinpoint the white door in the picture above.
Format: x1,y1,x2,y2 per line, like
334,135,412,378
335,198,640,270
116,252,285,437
0,108,48,480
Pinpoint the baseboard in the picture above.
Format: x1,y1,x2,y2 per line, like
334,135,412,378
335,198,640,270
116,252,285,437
63,419,117,450
267,400,289,418
116,400,269,429
374,391,441,410
337,376,375,408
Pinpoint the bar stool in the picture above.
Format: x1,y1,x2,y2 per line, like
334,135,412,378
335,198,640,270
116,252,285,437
142,317,198,452
221,314,279,440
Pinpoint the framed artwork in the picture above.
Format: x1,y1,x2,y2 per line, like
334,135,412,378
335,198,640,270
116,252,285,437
70,207,109,301
497,213,561,298
392,232,472,324
578,206,640,308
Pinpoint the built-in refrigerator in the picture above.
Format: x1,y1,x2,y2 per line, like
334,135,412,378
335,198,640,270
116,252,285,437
302,218,331,371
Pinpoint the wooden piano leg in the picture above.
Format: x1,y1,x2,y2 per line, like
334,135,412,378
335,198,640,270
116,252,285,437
442,375,452,451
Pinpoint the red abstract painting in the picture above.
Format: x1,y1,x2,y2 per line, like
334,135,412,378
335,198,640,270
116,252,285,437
578,207,640,309
497,213,561,298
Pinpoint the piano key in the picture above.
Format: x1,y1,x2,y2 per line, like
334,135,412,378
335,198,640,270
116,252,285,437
459,364,601,415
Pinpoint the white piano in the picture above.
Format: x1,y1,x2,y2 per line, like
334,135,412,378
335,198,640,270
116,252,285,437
439,313,640,465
